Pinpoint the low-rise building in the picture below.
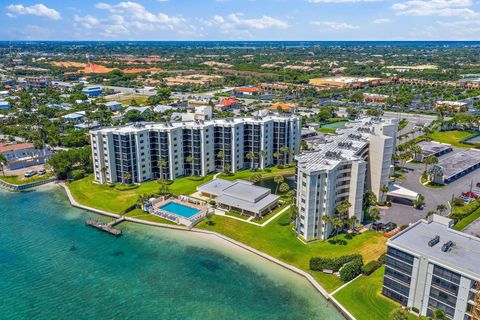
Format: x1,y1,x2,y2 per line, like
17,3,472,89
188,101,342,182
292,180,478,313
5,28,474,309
104,101,122,111
82,86,102,97
0,142,54,170
233,87,261,96
309,76,384,89
63,111,86,123
436,101,468,113
363,93,390,104
383,214,480,320
0,100,11,110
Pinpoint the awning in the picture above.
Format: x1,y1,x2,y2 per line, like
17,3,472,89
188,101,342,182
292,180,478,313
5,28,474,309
387,184,419,201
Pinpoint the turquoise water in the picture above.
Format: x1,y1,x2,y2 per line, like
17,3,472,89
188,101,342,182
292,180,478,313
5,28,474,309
0,187,343,320
160,202,200,218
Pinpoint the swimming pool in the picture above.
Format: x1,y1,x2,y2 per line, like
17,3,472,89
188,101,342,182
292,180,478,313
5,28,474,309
159,202,201,218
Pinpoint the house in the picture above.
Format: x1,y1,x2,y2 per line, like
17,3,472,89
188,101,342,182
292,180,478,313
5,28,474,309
153,105,173,113
124,106,151,116
435,100,468,113
233,87,261,96
0,100,11,110
82,86,102,97
216,96,239,111
104,101,122,111
197,179,280,218
74,121,101,130
181,105,212,121
269,102,298,113
25,77,52,89
0,142,54,170
63,111,86,123
363,93,390,104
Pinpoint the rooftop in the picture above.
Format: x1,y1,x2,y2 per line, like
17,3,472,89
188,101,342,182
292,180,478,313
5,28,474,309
389,216,480,278
0,142,35,153
438,149,480,180
418,140,452,157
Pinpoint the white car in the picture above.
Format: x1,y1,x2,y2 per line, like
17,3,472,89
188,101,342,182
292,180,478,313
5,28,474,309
24,170,37,178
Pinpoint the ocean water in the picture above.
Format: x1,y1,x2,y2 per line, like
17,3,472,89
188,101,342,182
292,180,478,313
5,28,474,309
0,186,343,320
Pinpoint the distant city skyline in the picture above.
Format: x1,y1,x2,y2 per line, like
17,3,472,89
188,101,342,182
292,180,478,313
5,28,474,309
1,0,480,41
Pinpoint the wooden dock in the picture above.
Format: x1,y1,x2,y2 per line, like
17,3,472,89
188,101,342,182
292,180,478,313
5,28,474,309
85,216,125,237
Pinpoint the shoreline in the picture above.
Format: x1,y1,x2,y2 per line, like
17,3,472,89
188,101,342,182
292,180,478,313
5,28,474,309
55,182,355,320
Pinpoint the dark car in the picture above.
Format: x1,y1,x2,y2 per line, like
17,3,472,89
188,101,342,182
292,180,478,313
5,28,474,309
382,222,397,232
371,222,384,231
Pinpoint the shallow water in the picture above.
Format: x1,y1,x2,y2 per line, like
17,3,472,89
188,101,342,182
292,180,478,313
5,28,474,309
0,186,343,320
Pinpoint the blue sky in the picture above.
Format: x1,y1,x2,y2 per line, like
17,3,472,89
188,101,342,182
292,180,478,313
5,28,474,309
1,0,480,40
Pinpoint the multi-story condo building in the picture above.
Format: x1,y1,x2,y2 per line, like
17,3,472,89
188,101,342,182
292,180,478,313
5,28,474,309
90,115,301,184
295,117,397,240
382,214,480,320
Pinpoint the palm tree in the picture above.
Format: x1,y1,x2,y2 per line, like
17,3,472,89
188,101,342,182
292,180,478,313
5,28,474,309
336,200,351,219
436,204,448,216
279,182,290,193
424,155,438,171
0,153,7,177
381,184,390,202
258,150,267,169
246,152,255,170
123,171,132,184
224,164,231,173
216,150,225,171
389,308,409,320
157,159,167,181
185,156,194,176
369,207,381,223
273,174,284,194
280,146,290,165
273,151,281,165
410,144,422,161
100,166,108,182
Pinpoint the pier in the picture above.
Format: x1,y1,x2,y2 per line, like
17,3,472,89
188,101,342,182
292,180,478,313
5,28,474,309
85,216,125,237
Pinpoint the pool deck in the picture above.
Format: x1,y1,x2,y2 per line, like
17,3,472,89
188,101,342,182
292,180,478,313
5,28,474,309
152,198,206,214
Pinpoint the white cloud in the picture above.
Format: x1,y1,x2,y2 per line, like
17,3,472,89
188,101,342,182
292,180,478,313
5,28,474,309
203,13,288,36
392,0,478,18
372,18,391,24
311,21,360,30
6,3,61,20
307,0,380,3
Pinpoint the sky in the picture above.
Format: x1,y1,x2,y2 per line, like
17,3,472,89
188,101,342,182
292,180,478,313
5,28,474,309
1,0,480,41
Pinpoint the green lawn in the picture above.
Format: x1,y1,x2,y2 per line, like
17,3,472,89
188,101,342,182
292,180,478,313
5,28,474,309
225,211,249,220
68,174,213,214
317,127,336,134
0,173,54,186
196,212,387,292
252,203,289,223
428,130,473,148
333,266,401,320
454,208,480,231
219,167,295,181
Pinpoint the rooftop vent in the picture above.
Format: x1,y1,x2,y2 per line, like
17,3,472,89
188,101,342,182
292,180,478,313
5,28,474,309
441,240,455,252
325,150,342,160
428,235,440,247
348,133,363,141
338,141,353,149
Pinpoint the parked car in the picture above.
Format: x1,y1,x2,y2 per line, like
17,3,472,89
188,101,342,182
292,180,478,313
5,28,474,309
382,222,397,232
463,191,480,199
476,182,480,188
38,169,46,175
371,222,384,231
24,170,37,178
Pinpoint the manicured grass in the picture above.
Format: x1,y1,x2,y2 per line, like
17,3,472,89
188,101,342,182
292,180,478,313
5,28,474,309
428,130,473,149
219,167,294,181
321,120,348,130
454,207,480,231
0,173,54,185
196,212,387,292
333,266,401,320
253,203,289,223
225,211,249,220
125,209,177,225
317,127,336,134
68,174,213,214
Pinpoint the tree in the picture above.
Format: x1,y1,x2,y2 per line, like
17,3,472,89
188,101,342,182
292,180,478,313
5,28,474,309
381,184,390,201
224,164,231,173
346,106,360,119
280,146,290,165
101,166,108,181
158,182,170,195
279,182,290,193
273,151,281,165
425,210,437,219
157,159,167,180
410,144,422,160
424,155,438,171
185,156,194,176
258,150,267,168
436,204,448,216
413,194,425,209
336,200,351,218
363,190,377,211
432,309,447,320
369,207,381,223
156,87,171,101
249,173,263,183
123,171,132,184
216,150,225,171
300,139,309,152
389,308,409,320
246,152,256,170
273,175,284,194
0,153,6,177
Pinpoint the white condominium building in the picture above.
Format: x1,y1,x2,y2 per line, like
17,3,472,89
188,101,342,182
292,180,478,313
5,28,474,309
90,115,301,184
295,117,397,240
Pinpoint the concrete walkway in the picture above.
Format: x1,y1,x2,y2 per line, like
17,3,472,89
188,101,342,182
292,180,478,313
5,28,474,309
214,205,291,227
58,183,355,319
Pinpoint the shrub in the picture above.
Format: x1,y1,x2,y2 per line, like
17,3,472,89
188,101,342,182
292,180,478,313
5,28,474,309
310,254,363,272
67,169,85,181
277,213,291,226
340,260,363,282
189,176,205,181
411,307,420,314
361,260,381,275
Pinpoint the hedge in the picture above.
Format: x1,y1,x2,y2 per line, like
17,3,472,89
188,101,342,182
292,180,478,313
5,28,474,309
449,199,480,224
361,253,386,276
114,183,139,191
67,169,85,181
310,254,363,272
340,260,363,282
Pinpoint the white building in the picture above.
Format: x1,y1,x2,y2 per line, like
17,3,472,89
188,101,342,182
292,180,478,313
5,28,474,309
383,215,480,320
90,115,301,184
295,117,397,240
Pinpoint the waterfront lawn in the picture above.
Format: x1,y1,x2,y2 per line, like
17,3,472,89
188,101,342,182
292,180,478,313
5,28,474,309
333,266,401,320
0,173,54,185
125,209,177,225
253,203,289,224
219,167,295,181
428,130,473,149
68,174,213,214
196,212,387,292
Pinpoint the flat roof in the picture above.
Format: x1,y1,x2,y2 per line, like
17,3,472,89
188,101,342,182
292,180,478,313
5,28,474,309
389,218,480,278
418,140,452,157
197,179,238,196
439,149,480,180
215,193,279,214
222,181,270,203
